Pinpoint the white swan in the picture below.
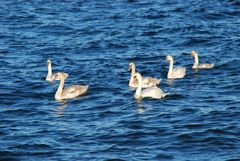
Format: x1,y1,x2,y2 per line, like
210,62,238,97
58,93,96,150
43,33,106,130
46,59,57,82
166,55,186,79
129,62,161,88
134,72,167,100
191,50,214,69
54,72,88,101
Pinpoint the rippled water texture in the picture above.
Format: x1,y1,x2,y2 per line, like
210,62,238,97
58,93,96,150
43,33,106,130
0,0,240,160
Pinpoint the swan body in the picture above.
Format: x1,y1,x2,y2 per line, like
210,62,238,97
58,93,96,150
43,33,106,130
54,72,88,100
46,59,57,82
134,73,167,100
192,51,214,69
166,55,186,79
129,62,161,88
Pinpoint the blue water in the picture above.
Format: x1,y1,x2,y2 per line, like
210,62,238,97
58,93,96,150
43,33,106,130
0,0,240,160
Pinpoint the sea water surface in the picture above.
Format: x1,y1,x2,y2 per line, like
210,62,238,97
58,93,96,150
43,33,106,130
0,0,240,160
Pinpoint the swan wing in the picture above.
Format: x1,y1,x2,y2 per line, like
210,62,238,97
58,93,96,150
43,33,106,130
142,77,161,88
62,85,88,99
198,63,214,69
141,86,167,99
173,67,186,78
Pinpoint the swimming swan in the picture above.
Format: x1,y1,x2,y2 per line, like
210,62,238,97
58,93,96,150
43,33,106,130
191,50,214,69
54,72,88,101
134,72,167,100
129,62,161,88
166,55,186,79
46,59,57,82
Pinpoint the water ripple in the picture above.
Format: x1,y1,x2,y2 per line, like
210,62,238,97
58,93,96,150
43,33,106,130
0,0,239,160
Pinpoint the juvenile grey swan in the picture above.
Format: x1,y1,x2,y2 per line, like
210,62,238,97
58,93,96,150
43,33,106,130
46,59,57,82
54,72,88,101
134,72,167,100
129,62,161,88
166,55,186,79
191,50,214,69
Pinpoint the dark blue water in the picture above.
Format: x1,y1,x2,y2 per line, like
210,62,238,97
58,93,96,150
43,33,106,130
0,0,240,160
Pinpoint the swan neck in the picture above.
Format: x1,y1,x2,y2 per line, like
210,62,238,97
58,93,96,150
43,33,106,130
129,65,136,85
47,63,52,77
135,75,142,97
194,54,199,65
55,78,65,99
168,59,174,75
131,65,136,76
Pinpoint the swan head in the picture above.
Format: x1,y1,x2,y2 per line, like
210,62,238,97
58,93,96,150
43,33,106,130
165,55,173,61
47,59,52,65
191,50,197,58
128,62,135,71
54,72,69,80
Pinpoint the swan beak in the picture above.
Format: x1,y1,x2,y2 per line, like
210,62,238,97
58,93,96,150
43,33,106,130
54,74,58,80
128,66,131,71
191,52,195,58
64,73,69,78
191,51,195,58
47,60,51,65
133,73,136,78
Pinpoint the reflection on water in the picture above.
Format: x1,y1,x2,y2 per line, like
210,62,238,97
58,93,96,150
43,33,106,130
138,107,145,114
136,101,145,113
193,69,199,74
167,79,174,85
55,101,68,117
